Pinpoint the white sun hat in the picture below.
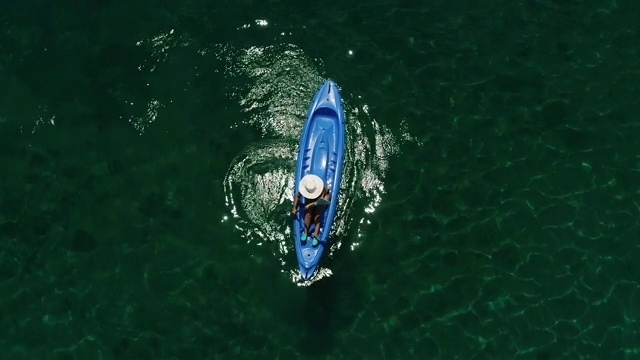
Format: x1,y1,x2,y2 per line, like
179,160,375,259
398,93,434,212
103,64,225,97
299,174,324,199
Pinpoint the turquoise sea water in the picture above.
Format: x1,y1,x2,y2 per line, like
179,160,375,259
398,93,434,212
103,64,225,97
1,0,640,359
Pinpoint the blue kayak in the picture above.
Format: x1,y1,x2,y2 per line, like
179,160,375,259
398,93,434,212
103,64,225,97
293,79,346,280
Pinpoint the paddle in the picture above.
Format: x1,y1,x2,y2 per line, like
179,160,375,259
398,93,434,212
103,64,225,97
303,198,330,209
283,198,330,221
280,211,300,227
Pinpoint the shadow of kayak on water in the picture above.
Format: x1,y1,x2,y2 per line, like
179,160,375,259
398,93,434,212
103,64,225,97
297,245,367,357
299,274,338,356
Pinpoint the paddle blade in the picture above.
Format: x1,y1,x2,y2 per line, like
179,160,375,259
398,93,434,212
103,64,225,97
316,198,330,206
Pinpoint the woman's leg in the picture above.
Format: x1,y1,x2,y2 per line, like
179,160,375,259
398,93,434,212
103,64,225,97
312,193,330,238
303,209,312,235
312,205,325,238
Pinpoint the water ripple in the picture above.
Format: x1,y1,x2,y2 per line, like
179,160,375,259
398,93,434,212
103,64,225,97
218,43,400,284
122,29,411,285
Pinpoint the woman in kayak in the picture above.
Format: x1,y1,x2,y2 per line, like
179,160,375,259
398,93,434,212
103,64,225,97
291,174,330,246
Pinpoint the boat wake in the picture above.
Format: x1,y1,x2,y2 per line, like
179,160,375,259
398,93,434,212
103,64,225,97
114,25,408,285
217,43,401,285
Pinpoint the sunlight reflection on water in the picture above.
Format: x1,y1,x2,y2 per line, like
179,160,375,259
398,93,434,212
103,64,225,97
126,27,403,285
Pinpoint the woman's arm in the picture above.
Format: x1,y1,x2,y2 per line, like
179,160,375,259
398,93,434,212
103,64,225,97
292,192,301,213
305,186,330,209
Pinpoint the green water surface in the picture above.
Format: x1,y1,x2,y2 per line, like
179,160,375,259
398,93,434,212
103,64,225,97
1,0,639,359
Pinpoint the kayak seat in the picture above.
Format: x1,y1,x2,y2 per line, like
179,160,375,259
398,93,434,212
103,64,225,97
313,106,338,118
